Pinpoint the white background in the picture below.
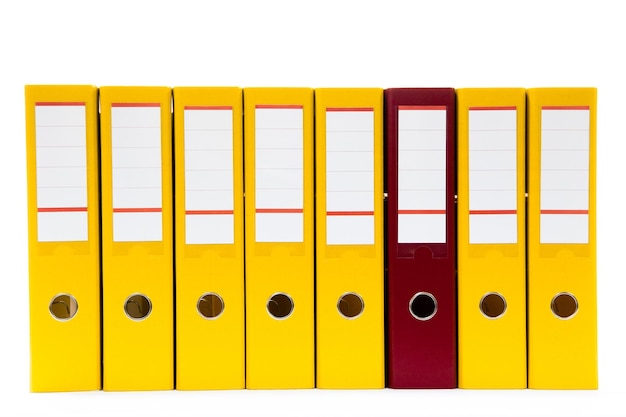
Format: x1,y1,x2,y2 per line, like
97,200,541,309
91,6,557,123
1,1,624,416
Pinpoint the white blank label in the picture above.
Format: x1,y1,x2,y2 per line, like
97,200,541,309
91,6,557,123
255,107,304,243
470,214,517,244
399,190,445,211
398,213,445,244
326,215,374,245
184,107,235,245
326,109,374,245
327,191,373,212
540,213,588,244
397,106,447,243
38,187,87,208
256,213,303,243
469,108,517,244
38,211,88,242
113,212,162,242
540,107,590,244
186,213,234,245
35,103,88,242
111,104,162,242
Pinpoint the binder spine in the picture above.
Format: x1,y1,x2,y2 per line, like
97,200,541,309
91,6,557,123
527,88,597,389
385,88,457,388
244,88,315,389
174,87,245,390
26,85,101,392
456,89,527,389
315,88,384,389
100,87,174,391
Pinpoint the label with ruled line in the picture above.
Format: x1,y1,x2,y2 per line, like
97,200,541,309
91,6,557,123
326,107,374,245
397,106,447,243
35,102,88,242
540,106,590,244
111,103,163,242
255,105,304,243
469,107,518,244
184,106,234,244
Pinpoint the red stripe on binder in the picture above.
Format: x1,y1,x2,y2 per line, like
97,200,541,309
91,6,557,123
38,207,87,212
113,208,162,213
255,105,303,109
111,103,160,107
469,106,516,111
470,210,517,215
36,102,85,106
185,106,232,110
398,209,446,215
542,106,590,110
540,209,588,215
398,105,446,111
186,210,234,215
326,107,373,112
327,211,374,216
256,208,303,214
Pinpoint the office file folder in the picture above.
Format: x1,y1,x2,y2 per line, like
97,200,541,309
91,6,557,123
527,88,597,389
26,85,100,392
385,88,456,388
100,87,174,390
244,88,314,389
457,88,527,388
315,88,384,389
173,87,244,390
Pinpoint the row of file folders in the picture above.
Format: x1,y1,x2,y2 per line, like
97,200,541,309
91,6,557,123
26,86,597,392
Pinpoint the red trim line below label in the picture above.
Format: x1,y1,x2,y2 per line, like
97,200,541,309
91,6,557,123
540,209,588,214
470,210,517,215
38,207,87,212
113,208,162,213
398,209,446,215
186,210,234,215
327,211,374,216
256,208,303,213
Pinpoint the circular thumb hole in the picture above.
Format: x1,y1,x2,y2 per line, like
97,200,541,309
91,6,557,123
197,293,224,319
337,293,364,319
124,294,152,321
49,294,78,321
480,292,507,319
267,293,294,319
551,292,578,319
409,292,437,321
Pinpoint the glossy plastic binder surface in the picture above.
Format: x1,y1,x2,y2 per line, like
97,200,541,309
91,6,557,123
100,86,174,391
315,88,385,389
457,88,527,388
527,88,597,389
174,87,244,390
385,88,456,388
26,85,101,392
244,88,315,389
